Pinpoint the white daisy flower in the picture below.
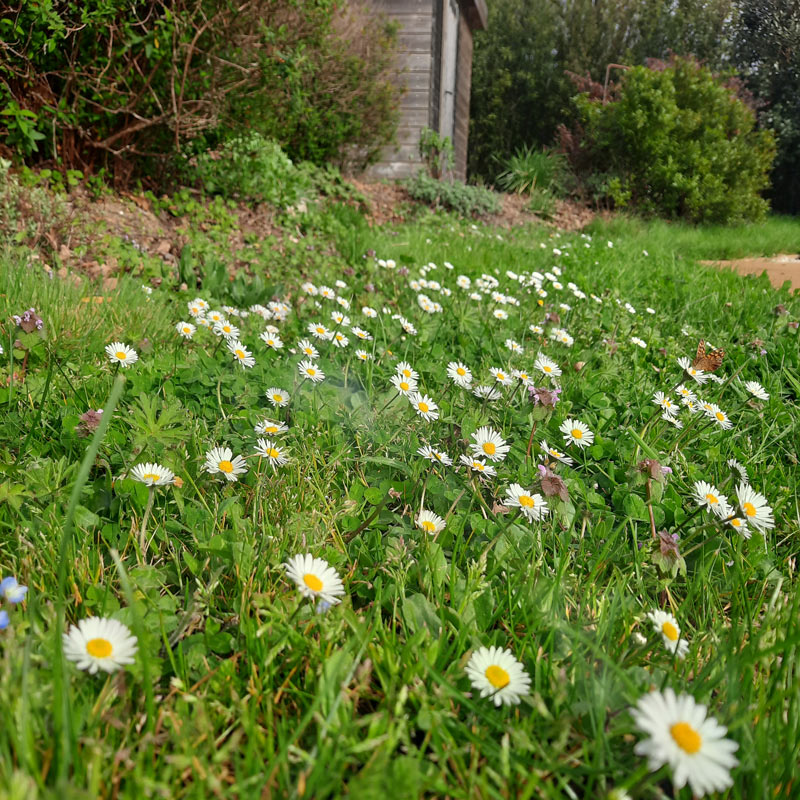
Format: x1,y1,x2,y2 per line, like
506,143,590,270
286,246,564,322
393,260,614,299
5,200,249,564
131,462,175,487
469,426,509,462
505,338,524,354
259,331,284,350
416,509,446,535
653,391,679,416
489,367,513,385
299,359,325,383
735,483,774,532
362,306,377,318
727,458,748,483
318,286,336,300
630,336,647,348
63,617,138,674
105,342,138,368
284,554,345,605
206,310,225,325
560,419,594,449
465,645,531,707
266,388,290,407
534,353,562,378
417,445,453,466
176,322,196,339
647,610,689,659
727,516,750,538
351,326,372,341
662,412,684,428
744,380,769,400
330,311,350,327
331,331,349,348
390,374,418,396
692,481,730,518
254,419,289,436
396,361,419,381
504,484,549,522
540,440,574,465
228,339,255,369
214,320,239,339
472,385,502,401
631,688,739,796
512,369,533,386
677,357,709,384
254,438,289,469
676,384,696,401
458,455,497,478
296,338,319,359
492,308,509,320
301,281,318,296
706,404,733,430
529,324,544,335
308,322,333,341
447,361,473,387
355,349,371,361
408,392,439,421
204,446,247,482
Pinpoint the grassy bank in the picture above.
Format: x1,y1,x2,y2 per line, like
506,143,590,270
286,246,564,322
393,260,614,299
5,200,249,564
0,202,799,798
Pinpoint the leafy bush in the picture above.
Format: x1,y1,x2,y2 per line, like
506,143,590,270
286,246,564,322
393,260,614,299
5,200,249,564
418,128,454,179
192,134,312,207
405,173,500,217
0,0,400,184
573,57,776,223
496,146,567,196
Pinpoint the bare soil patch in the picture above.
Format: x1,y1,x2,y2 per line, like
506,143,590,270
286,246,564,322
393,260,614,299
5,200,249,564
700,254,800,292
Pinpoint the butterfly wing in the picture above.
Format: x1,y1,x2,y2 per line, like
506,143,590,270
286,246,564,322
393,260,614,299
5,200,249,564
692,339,725,371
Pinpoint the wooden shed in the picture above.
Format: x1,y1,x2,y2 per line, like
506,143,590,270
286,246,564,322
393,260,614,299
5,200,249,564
366,0,488,181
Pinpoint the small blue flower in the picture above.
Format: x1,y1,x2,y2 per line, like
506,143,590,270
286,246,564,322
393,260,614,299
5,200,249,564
0,610,9,630
316,600,332,615
0,577,28,604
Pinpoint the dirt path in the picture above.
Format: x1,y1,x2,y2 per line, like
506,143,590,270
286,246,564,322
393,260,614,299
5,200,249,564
701,254,800,292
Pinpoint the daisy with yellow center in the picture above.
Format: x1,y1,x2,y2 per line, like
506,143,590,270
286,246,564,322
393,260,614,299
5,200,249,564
203,446,248,482
105,342,138,368
647,610,689,659
332,331,349,348
692,480,731,519
176,321,196,339
396,361,419,381
458,454,497,478
504,484,549,522
539,439,574,465
632,688,738,796
469,426,509,462
653,391,678,415
677,357,709,384
417,445,453,466
298,359,325,383
489,367,513,385
390,374,418,396
534,353,562,378
254,438,289,469
355,349,372,361
284,553,345,605
214,320,239,339
296,338,319,359
705,403,733,430
559,418,594,449
447,361,472,388
131,462,175,487
408,392,439,421
227,339,255,368
308,322,333,341
259,331,284,350
465,645,531,707
266,387,290,407
416,509,446,535
63,617,138,674
254,419,289,436
735,482,774,531
207,310,225,325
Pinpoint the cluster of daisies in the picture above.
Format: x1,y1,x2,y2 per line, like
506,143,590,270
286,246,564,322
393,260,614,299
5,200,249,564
63,239,786,797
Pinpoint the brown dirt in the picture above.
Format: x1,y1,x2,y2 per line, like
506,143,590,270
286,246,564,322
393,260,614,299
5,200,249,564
700,254,800,292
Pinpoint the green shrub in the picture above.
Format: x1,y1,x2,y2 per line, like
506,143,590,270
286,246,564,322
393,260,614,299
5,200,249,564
573,57,776,223
496,146,567,196
418,128,454,179
192,134,311,207
405,173,501,217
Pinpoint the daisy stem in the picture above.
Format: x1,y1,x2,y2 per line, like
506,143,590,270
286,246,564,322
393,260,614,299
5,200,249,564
672,504,707,536
525,420,538,463
138,486,156,562
376,391,399,416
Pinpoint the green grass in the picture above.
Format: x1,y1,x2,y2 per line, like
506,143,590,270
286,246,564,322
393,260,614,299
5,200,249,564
0,207,799,799
586,214,800,261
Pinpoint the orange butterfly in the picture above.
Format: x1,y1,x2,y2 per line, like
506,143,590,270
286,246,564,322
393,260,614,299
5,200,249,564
693,340,725,372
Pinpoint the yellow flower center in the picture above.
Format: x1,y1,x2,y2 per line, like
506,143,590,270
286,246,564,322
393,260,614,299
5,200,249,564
661,621,679,642
183,327,191,333
421,520,436,532
218,460,234,473
402,369,411,378
142,473,160,482
304,348,312,355
715,412,725,421
265,426,278,433
316,327,325,334
543,365,552,373
497,372,506,380
236,349,245,359
86,638,113,658
485,664,510,689
571,429,583,439
267,448,280,459
519,495,535,508
273,394,283,402
456,367,466,376
670,721,702,754
731,518,742,527
115,351,127,360
303,573,323,592
483,442,496,455
399,381,409,391
418,402,429,413
473,462,484,471
706,494,718,505
743,502,756,517
307,368,316,376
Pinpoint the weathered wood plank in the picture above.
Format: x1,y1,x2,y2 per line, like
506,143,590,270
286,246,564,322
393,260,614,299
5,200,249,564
397,32,434,51
396,73,432,93
397,53,432,71
372,0,433,14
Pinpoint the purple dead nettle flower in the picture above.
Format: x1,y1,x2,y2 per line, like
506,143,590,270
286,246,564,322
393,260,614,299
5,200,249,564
529,385,560,409
12,308,44,333
659,530,681,560
77,409,104,437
